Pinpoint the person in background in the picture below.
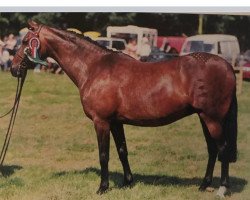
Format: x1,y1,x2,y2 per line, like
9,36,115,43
0,52,3,71
125,37,139,59
47,57,63,74
5,34,17,56
34,64,41,73
1,48,10,71
3,36,8,44
0,39,5,47
163,40,178,55
139,37,151,62
0,40,5,71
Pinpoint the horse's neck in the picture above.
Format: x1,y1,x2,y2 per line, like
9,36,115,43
43,28,104,87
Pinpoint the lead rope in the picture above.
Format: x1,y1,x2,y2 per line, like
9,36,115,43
0,73,26,167
0,78,21,118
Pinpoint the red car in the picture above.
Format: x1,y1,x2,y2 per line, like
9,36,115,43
243,62,250,80
241,50,250,80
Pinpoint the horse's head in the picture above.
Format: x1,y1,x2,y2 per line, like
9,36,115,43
11,20,47,78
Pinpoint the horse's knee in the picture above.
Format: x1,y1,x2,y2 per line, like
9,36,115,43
99,152,109,164
118,147,128,160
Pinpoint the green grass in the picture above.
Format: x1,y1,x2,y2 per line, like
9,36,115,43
0,71,249,200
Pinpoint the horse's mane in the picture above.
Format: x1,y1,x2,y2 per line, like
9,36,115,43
60,28,116,53
47,26,135,60
67,32,138,61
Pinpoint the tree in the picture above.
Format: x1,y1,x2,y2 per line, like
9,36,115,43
0,13,36,37
0,13,250,51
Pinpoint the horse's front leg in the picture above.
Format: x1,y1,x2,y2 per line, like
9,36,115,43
110,121,133,187
94,118,110,194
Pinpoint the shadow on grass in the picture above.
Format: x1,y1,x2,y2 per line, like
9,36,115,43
0,165,23,177
53,167,247,194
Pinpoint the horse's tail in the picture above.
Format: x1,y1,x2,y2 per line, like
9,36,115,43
219,90,238,163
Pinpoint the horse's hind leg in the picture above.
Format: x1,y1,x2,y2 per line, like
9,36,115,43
199,117,218,191
111,121,133,187
216,161,230,198
199,114,231,197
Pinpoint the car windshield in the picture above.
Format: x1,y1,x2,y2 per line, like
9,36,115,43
111,33,137,43
183,41,214,53
96,40,110,48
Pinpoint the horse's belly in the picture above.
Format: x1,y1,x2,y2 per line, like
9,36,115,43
116,76,192,126
117,106,194,127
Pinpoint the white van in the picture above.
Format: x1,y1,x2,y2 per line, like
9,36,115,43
180,34,240,66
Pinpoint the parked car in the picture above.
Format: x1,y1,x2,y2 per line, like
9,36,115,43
94,37,127,51
240,50,250,80
242,62,250,80
180,34,240,66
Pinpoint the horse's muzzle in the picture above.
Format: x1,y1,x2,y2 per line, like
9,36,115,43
10,66,26,78
10,67,19,77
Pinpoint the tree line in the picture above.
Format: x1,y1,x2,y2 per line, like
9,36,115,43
0,12,250,51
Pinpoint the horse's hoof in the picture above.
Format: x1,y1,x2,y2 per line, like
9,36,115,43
199,185,207,191
122,181,133,189
96,185,109,195
215,186,227,199
123,175,134,188
198,182,211,191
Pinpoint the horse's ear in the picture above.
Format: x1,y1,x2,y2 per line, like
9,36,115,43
28,20,39,31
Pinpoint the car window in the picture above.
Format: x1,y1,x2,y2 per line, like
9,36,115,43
219,41,231,57
112,41,125,50
183,41,214,53
96,40,110,48
111,33,137,43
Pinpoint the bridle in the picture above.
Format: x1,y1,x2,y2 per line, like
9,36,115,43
0,24,47,169
16,25,48,76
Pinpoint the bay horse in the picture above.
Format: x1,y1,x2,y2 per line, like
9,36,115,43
11,21,237,197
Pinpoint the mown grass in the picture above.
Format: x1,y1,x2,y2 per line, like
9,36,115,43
0,71,249,200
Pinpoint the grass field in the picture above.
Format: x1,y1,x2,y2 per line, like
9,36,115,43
0,71,249,200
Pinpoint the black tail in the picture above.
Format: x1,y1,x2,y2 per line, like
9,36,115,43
219,91,238,163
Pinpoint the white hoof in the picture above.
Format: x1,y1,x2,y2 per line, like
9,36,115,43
216,186,227,198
